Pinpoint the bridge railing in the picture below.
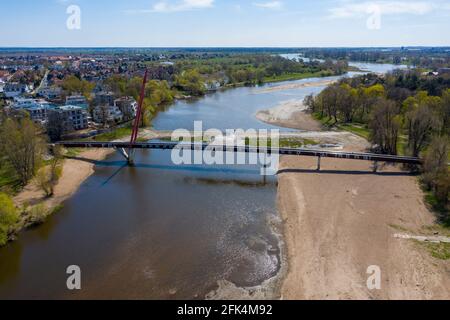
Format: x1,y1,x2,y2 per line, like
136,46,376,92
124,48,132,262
56,141,423,165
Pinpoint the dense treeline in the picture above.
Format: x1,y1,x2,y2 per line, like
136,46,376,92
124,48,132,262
305,70,449,216
173,54,348,86
301,47,450,69
99,54,350,124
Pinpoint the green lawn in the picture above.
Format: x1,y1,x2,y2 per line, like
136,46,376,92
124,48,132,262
163,136,318,148
0,162,20,193
87,127,132,142
246,137,319,148
415,240,450,260
312,113,371,140
337,123,370,140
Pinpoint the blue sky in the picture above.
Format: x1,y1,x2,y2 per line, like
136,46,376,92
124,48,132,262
1,0,450,47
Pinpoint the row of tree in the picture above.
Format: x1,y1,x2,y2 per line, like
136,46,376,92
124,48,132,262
306,76,449,156
305,70,449,216
0,115,63,245
301,47,450,69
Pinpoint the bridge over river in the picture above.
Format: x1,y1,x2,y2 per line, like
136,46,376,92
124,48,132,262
57,140,423,171
57,70,423,170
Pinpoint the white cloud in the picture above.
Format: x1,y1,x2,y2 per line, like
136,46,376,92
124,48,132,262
128,0,214,13
329,1,435,18
253,1,283,10
153,0,214,12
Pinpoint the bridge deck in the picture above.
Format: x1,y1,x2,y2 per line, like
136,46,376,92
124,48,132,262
57,141,423,165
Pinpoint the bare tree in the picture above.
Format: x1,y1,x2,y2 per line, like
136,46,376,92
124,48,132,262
0,118,45,186
47,110,66,142
369,99,401,155
35,157,61,197
99,105,110,128
422,136,450,216
405,103,440,157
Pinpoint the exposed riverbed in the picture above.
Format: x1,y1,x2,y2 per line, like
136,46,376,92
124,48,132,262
0,62,405,300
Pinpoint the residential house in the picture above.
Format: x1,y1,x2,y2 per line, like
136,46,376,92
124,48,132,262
49,105,89,132
4,82,29,98
65,95,88,109
12,98,57,123
38,86,62,100
92,105,123,124
114,97,137,121
438,68,450,75
95,91,116,106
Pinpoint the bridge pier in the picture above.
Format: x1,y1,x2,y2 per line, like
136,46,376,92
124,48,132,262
372,161,379,173
317,156,321,171
116,147,135,165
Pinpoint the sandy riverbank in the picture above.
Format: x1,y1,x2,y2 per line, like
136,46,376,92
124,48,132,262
278,156,450,299
10,100,449,300
14,148,115,210
13,129,159,216
261,104,450,299
253,79,337,94
256,100,322,131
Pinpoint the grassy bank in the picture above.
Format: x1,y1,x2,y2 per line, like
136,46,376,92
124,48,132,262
0,162,20,193
87,126,133,142
313,113,371,139
263,71,333,83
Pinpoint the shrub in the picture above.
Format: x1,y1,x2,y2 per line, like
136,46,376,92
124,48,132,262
0,193,19,246
28,204,49,226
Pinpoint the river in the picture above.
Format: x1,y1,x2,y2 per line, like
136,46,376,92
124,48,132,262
0,62,405,300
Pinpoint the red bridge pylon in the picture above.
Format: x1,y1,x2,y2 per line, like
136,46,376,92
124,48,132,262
120,69,148,165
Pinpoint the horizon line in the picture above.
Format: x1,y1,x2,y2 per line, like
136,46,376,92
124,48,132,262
1,45,450,49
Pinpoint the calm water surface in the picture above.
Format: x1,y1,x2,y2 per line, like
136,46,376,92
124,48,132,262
0,63,403,299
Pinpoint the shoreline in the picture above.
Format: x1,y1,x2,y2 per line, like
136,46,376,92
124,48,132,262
7,79,448,300
255,100,322,132
10,74,342,217
257,105,450,299
10,129,159,242
253,78,337,94
277,156,450,299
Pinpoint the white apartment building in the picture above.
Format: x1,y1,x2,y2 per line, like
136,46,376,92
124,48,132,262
92,105,123,124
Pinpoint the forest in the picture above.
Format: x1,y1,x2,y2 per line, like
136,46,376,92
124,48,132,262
305,69,450,218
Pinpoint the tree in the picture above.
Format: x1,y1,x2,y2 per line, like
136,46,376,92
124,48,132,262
104,75,127,96
0,193,19,246
47,110,66,142
0,118,45,186
404,93,442,157
146,80,174,106
62,75,95,99
303,94,315,112
35,157,62,198
358,84,386,121
97,105,110,128
369,99,401,155
337,84,357,123
422,136,450,216
174,69,206,96
141,98,155,127
126,76,144,99
441,89,450,136
320,85,340,123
